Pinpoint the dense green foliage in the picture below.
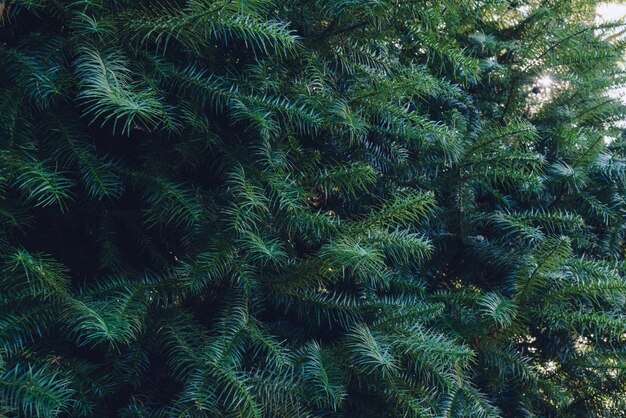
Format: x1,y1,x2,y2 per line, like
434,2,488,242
1,0,626,416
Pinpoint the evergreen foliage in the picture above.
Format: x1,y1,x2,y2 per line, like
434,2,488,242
1,0,625,416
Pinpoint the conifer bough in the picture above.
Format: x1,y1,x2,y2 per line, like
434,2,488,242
1,0,626,416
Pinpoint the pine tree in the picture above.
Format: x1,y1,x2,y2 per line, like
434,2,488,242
1,0,625,416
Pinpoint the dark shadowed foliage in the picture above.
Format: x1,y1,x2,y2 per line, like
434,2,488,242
1,0,625,416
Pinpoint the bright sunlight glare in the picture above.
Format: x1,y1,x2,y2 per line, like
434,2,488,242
538,76,553,87
597,3,626,22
